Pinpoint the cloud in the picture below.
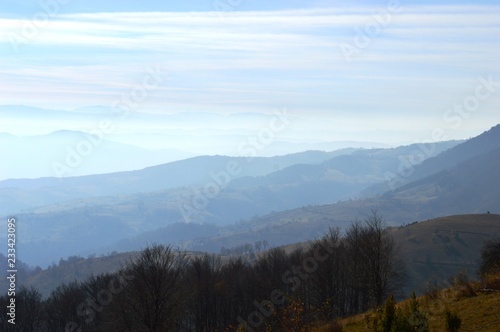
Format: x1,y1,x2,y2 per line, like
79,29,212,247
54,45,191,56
0,4,499,145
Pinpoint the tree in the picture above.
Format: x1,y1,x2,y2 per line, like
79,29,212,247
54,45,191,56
361,212,406,306
406,291,429,332
113,245,188,332
381,294,396,332
345,222,371,313
479,239,500,275
186,254,222,331
44,281,88,332
17,286,44,332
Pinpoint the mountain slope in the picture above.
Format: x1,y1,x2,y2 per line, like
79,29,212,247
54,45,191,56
321,275,500,332
0,130,194,181
0,151,346,216
176,138,500,254
386,144,500,217
390,214,500,295
368,124,500,194
2,140,461,267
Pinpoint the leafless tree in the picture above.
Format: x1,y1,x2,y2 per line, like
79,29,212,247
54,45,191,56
113,245,188,332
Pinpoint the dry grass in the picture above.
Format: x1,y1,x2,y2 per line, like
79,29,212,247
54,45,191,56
314,274,500,332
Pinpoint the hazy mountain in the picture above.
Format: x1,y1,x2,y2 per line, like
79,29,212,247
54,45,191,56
387,145,500,215
0,150,351,216
0,130,194,180
1,105,392,163
173,126,500,253
366,124,500,195
1,125,495,267
1,140,460,267
0,150,358,267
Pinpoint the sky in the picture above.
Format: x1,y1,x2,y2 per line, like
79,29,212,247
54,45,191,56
1,0,500,151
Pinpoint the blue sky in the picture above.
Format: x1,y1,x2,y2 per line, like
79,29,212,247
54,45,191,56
1,0,500,147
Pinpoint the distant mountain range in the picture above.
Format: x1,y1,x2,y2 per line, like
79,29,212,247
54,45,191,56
182,125,500,253
1,105,391,180
0,129,195,180
2,124,499,268
1,139,457,266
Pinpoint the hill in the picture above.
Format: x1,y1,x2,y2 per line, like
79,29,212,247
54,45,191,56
0,130,195,181
192,127,500,252
317,273,500,332
390,214,500,296
0,149,350,216
7,214,499,301
0,250,208,299
366,124,500,195
1,141,459,267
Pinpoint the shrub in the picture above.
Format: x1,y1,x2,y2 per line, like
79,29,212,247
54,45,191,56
406,291,429,332
381,295,396,332
481,273,500,291
479,239,500,275
421,280,441,301
373,292,429,332
450,271,476,299
445,310,461,332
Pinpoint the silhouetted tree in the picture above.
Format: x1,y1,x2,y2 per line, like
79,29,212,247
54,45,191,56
44,281,87,332
361,212,406,306
17,286,44,332
479,239,500,275
113,245,188,332
186,254,222,331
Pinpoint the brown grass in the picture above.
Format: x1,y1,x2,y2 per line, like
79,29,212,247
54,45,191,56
314,274,500,332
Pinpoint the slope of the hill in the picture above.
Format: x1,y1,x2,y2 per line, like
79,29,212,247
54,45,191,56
388,145,500,215
2,141,460,267
320,274,500,332
390,214,500,295
366,124,500,195
8,214,499,306
0,151,347,215
188,135,500,252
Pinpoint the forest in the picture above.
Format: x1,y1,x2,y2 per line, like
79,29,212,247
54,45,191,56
0,213,409,331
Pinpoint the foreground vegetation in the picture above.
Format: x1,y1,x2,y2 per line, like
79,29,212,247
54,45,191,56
316,238,500,332
1,215,498,331
316,272,500,332
0,213,406,331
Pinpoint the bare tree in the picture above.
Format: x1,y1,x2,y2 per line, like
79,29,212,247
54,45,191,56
44,281,87,332
114,245,188,332
17,286,44,332
186,254,222,331
360,211,406,306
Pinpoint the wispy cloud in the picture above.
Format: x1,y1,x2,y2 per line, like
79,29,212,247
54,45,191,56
0,4,499,143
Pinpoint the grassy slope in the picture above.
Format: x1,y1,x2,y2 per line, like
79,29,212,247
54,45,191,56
317,276,500,332
390,214,500,295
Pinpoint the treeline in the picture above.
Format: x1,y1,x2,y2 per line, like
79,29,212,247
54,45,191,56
0,213,406,331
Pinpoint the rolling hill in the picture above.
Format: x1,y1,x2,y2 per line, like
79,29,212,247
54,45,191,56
0,150,349,216
182,125,500,252
318,274,500,332
1,140,459,267
4,214,499,303
365,124,500,195
390,214,500,296
2,125,498,268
